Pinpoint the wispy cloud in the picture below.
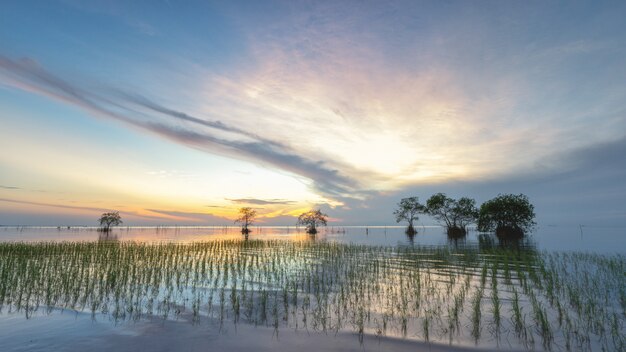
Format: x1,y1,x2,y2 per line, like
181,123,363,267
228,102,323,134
0,185,20,190
0,197,109,213
145,209,231,223
0,55,361,199
2,1,625,224
227,198,296,205
115,91,285,148
190,10,540,186
189,1,626,193
0,197,214,222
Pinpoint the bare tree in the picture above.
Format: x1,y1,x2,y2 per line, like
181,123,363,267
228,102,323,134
235,207,257,234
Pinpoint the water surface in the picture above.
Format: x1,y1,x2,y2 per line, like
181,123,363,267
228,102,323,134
1,225,624,253
0,225,624,351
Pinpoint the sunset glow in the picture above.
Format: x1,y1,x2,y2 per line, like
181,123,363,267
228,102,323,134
1,1,625,226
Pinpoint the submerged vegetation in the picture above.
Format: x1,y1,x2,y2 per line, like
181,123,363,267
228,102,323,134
0,240,622,351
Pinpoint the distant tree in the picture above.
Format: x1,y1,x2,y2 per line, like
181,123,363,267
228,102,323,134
426,193,478,236
235,207,257,235
297,209,328,234
393,197,426,235
98,211,122,232
477,194,536,237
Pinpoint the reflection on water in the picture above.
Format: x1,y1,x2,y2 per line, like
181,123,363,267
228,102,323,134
477,233,536,251
0,225,625,351
0,238,623,351
1,225,623,254
405,230,416,245
98,232,119,242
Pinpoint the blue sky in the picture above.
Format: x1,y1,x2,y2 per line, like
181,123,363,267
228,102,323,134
1,0,625,226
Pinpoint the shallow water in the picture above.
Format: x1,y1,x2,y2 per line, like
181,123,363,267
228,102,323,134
0,226,624,351
1,225,624,254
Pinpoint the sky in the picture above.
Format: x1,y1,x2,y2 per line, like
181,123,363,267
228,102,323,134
1,0,625,227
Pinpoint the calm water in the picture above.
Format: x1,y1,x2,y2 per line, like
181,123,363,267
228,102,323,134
0,225,624,351
1,225,624,254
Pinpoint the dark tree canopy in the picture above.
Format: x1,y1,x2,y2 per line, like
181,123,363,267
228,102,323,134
98,211,122,231
235,207,257,234
297,209,328,234
393,197,425,234
477,194,536,237
426,193,478,236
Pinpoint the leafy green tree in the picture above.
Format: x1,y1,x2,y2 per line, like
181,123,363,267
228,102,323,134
426,193,478,236
393,197,426,235
235,207,257,235
297,209,328,234
98,211,122,232
477,194,536,237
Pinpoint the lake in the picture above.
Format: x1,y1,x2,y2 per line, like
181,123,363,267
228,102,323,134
0,225,624,351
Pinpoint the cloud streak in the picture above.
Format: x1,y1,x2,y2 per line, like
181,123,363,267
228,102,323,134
192,0,626,193
0,197,215,222
145,209,231,223
227,198,296,205
0,55,361,198
0,185,20,190
114,90,285,148
0,197,110,213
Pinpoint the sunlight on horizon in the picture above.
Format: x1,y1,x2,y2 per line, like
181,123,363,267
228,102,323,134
1,1,625,226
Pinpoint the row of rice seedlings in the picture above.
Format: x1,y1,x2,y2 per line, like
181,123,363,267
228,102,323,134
491,262,501,338
470,263,488,343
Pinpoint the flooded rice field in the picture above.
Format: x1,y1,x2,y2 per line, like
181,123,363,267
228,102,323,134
0,226,624,351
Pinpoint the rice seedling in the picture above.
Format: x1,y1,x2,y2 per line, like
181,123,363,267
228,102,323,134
511,288,524,336
471,284,483,343
491,262,501,337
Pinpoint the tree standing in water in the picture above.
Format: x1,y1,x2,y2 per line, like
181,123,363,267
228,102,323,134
297,209,328,234
477,193,535,238
98,211,122,232
235,207,257,235
393,197,425,235
426,193,478,237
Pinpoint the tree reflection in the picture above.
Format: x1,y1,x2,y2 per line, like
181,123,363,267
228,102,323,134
405,231,415,245
98,232,119,242
478,233,536,252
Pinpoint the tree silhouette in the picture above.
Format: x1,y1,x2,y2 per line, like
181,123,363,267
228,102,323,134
426,193,478,237
98,211,122,232
393,197,425,235
297,209,328,234
477,194,535,237
235,207,257,235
